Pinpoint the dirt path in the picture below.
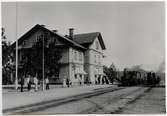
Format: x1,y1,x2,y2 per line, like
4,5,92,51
120,87,166,114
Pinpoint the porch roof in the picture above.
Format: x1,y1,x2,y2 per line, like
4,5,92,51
75,69,87,75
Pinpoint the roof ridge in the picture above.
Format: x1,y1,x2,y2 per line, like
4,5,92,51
11,24,86,50
73,31,106,50
74,32,100,36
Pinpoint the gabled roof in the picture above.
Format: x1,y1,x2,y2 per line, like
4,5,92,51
11,24,106,51
11,24,86,50
73,32,106,50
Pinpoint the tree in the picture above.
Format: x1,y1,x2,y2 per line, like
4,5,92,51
103,63,117,84
21,33,62,80
2,27,9,66
2,27,14,84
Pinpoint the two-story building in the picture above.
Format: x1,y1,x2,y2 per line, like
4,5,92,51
11,24,106,85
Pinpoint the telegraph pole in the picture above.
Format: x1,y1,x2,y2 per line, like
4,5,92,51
42,34,45,91
15,2,18,90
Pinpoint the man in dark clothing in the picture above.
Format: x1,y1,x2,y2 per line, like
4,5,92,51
26,75,31,91
20,77,24,92
66,78,70,88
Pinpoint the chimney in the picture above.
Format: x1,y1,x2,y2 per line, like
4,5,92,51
69,28,74,39
52,30,58,33
40,24,45,27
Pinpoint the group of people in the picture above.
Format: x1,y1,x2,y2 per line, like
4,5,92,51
63,78,72,88
19,74,50,92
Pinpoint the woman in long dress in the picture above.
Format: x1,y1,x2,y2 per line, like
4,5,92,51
34,74,38,91
26,75,30,91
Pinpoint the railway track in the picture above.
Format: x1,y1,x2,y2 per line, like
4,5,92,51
82,87,151,114
3,86,125,115
26,86,150,114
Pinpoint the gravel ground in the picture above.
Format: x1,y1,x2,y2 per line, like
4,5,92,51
3,85,114,110
120,87,166,114
4,86,164,114
27,87,144,114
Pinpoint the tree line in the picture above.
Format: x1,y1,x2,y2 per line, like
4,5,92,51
103,64,161,86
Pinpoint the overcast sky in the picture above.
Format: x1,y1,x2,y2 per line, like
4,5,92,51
2,2,165,71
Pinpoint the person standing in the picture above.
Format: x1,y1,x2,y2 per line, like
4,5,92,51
27,75,30,91
66,78,70,88
40,80,43,90
63,78,67,88
45,77,49,90
20,76,24,92
34,74,38,92
69,79,72,87
79,77,82,86
29,75,33,91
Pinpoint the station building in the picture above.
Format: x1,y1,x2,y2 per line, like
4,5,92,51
11,24,106,85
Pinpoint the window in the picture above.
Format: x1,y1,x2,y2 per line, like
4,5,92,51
98,55,100,64
94,54,96,63
74,51,77,60
54,38,57,44
22,40,26,46
96,67,99,73
19,51,22,61
36,34,41,42
77,51,79,61
96,41,99,50
80,75,82,79
36,35,39,42
79,52,82,61
75,74,77,79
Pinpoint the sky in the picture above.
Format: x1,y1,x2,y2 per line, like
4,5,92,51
2,2,165,71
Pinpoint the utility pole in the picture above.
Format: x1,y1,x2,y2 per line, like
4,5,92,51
15,2,18,90
42,34,45,91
